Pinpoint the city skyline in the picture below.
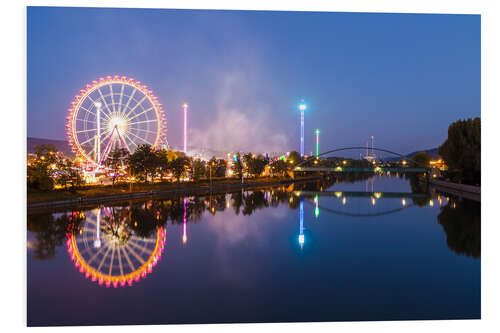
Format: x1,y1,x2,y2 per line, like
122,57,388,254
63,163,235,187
27,7,480,155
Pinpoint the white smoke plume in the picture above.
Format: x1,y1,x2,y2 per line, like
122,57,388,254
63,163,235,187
190,71,289,155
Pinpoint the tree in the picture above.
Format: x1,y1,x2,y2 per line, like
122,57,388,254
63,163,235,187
105,147,129,186
191,159,206,182
207,157,226,178
269,159,287,177
243,154,267,178
56,159,83,191
170,156,190,183
438,118,480,185
287,151,301,167
411,151,431,168
128,144,158,183
214,158,227,177
27,144,59,191
232,153,244,178
437,199,480,258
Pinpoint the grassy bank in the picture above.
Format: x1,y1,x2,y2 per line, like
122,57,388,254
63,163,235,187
27,176,302,204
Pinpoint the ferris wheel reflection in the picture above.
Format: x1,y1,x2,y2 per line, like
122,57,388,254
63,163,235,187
66,206,166,288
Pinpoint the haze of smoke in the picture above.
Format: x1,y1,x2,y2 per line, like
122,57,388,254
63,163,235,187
190,72,289,154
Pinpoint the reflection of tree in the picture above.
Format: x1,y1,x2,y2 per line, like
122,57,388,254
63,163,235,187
231,191,243,215
242,191,268,216
437,199,480,258
130,204,163,239
27,211,83,260
101,207,132,245
408,174,429,207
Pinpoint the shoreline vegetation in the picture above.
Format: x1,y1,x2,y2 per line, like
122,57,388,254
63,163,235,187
27,175,320,210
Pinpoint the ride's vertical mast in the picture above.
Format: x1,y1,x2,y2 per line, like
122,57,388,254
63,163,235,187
183,103,188,154
299,101,307,157
315,129,320,157
371,135,374,157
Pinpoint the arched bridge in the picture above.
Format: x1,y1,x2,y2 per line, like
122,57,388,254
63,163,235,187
293,146,434,174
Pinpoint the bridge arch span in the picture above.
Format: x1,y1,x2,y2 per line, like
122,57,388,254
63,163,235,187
295,146,431,169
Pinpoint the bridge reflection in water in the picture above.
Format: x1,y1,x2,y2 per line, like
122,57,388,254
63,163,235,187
293,188,454,249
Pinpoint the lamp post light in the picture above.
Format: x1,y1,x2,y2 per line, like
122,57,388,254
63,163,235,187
299,101,307,157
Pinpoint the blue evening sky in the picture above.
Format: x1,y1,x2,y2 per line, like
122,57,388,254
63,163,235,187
27,7,480,155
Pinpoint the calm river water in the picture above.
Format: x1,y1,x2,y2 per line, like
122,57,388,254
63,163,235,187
27,175,480,326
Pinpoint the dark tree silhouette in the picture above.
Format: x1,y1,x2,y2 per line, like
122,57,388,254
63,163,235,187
437,199,480,258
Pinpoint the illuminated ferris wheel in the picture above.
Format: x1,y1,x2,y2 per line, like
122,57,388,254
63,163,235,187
66,207,166,288
66,76,166,166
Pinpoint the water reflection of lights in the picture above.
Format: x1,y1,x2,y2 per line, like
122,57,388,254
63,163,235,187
402,198,406,206
299,200,304,248
429,200,434,207
342,197,347,205
314,194,319,218
182,198,188,244
67,208,166,288
371,197,376,206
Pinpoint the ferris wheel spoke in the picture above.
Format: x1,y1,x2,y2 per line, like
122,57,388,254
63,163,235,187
129,119,159,126
109,84,116,114
129,127,157,135
121,244,136,272
124,95,148,119
76,128,98,134
120,88,137,117
117,246,124,276
78,127,112,146
128,238,151,254
117,84,125,114
79,106,97,117
124,135,138,149
126,131,154,145
97,244,113,272
76,118,96,124
87,242,107,265
124,243,146,265
86,94,111,120
97,88,114,118
130,235,157,243
127,107,154,122
108,244,116,276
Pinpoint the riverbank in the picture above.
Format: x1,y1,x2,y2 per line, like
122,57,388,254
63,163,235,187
27,176,321,212
422,178,480,202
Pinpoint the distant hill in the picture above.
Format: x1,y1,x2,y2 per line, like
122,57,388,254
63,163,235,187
407,148,440,159
385,147,440,161
27,137,73,156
